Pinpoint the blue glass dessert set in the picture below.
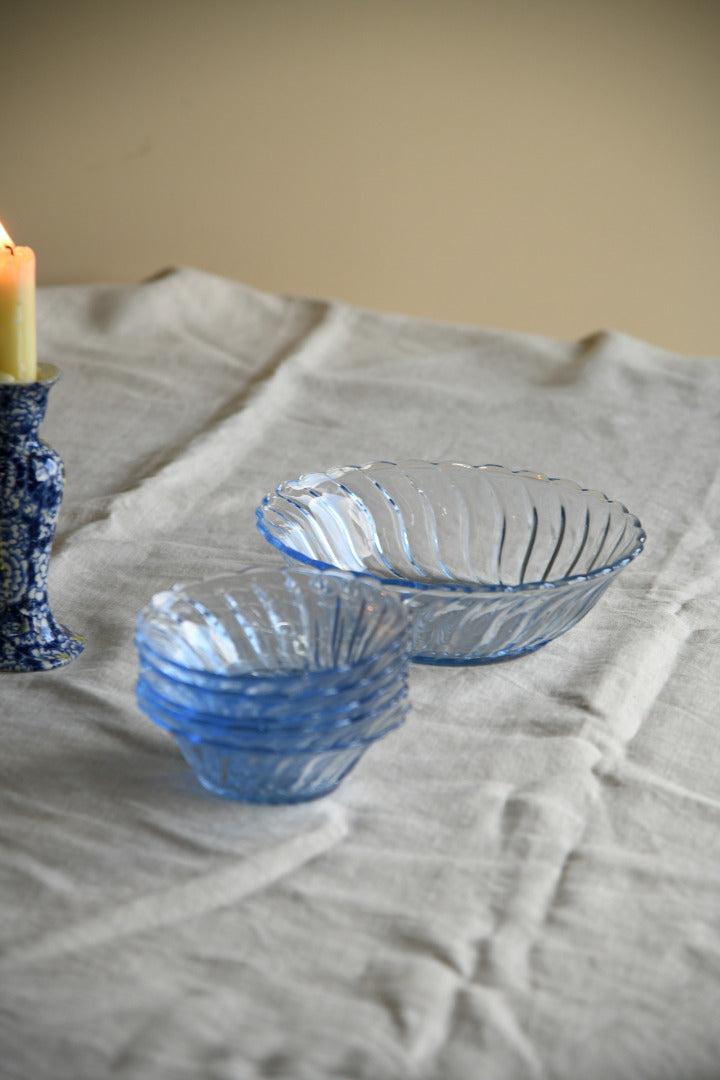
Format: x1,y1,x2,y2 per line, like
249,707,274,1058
135,567,412,804
134,462,645,804
0,378,645,804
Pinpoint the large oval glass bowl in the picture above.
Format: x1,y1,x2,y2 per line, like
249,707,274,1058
256,461,646,665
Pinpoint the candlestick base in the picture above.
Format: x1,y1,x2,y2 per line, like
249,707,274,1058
0,609,84,672
0,364,84,672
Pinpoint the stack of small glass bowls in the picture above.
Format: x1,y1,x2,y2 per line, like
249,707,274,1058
135,566,412,803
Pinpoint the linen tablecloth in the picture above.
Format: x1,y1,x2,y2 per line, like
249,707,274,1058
2,268,720,1080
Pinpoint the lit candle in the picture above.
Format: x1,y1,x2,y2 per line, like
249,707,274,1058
0,221,37,383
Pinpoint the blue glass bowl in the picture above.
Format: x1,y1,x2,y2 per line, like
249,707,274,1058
172,730,383,803
136,679,409,752
256,462,646,665
134,628,410,697
134,566,412,801
135,567,410,691
136,657,407,727
135,644,408,721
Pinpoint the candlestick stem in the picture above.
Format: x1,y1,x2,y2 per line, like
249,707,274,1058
0,365,83,671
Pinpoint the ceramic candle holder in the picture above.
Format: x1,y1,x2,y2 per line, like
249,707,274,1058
0,364,83,671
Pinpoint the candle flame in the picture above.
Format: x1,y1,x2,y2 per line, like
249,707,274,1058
0,220,15,251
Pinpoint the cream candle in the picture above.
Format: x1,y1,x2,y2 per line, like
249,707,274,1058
0,221,37,383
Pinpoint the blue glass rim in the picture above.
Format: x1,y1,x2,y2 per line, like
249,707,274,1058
136,670,408,731
256,461,646,596
135,565,411,685
139,690,408,753
136,654,408,719
135,627,410,700
172,723,404,756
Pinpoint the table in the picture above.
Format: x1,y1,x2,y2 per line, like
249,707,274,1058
2,268,720,1079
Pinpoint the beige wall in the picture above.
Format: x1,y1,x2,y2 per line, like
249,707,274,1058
3,0,719,356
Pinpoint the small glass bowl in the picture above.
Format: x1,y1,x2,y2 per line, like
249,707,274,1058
136,567,409,690
256,461,646,665
135,647,408,722
136,680,409,753
135,566,412,801
173,731,377,803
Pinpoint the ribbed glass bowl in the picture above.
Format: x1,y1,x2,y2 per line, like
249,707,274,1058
135,626,409,706
172,730,387,804
134,566,412,802
256,461,646,665
136,567,410,692
136,679,409,752
136,654,407,726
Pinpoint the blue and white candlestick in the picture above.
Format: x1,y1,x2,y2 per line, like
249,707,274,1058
0,364,83,671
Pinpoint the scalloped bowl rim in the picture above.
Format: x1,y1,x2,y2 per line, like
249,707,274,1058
136,672,408,728
256,461,646,595
148,703,408,755
135,635,409,702
136,565,411,682
135,624,410,691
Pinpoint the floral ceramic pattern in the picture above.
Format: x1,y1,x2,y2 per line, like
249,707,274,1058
0,365,83,670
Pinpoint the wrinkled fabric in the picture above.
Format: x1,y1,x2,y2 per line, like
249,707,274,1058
1,268,719,1080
